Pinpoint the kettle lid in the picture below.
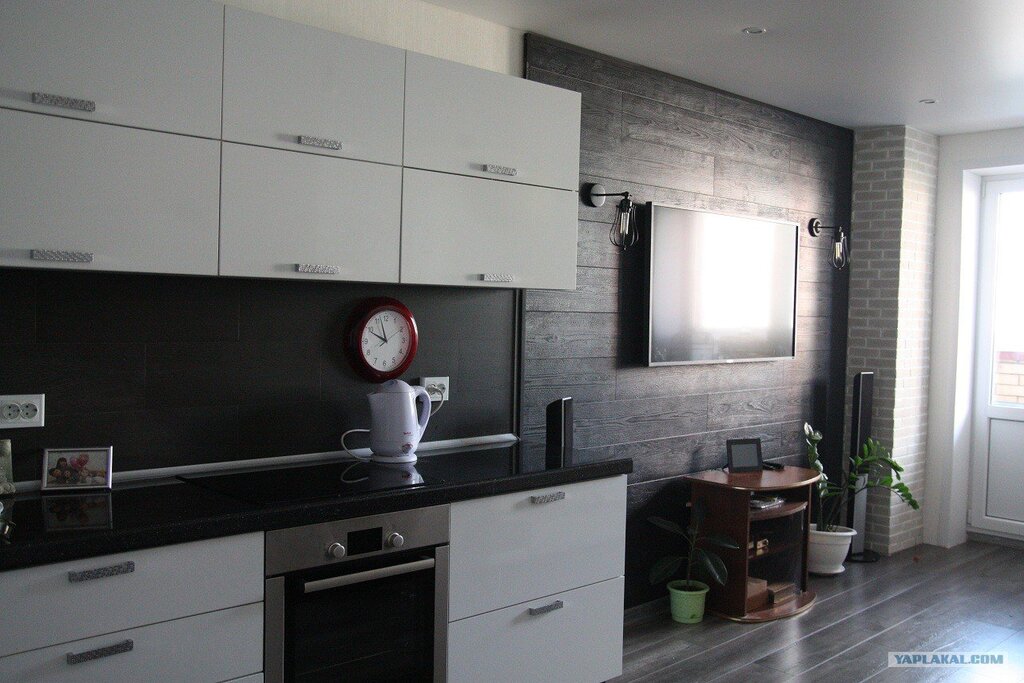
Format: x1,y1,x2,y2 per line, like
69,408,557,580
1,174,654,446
373,379,414,394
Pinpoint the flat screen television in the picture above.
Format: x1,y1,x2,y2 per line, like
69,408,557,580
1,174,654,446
647,203,798,366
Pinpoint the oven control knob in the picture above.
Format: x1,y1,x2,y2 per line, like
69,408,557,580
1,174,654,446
326,542,347,559
386,532,405,548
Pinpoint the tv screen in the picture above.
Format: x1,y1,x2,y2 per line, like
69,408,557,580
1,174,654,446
647,204,798,365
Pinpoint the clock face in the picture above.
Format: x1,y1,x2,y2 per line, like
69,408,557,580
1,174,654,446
347,298,419,382
360,308,412,373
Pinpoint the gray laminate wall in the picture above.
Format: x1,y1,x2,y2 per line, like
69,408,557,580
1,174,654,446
520,35,853,607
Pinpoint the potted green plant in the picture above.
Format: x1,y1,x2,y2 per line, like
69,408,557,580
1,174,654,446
648,499,740,623
804,423,919,574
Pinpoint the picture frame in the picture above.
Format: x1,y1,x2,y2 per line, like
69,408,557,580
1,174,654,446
726,438,763,473
42,494,113,531
41,447,113,492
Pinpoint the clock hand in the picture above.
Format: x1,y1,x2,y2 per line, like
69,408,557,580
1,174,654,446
368,329,386,343
379,321,389,344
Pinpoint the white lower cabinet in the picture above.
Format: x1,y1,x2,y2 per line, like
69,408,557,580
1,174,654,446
400,169,578,290
448,475,626,621
0,602,263,683
0,533,264,658
219,143,402,282
448,577,624,683
0,108,220,275
448,476,627,683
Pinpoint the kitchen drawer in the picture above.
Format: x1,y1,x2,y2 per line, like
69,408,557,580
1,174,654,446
448,577,624,683
404,52,581,191
400,169,578,290
0,108,219,275
223,6,405,165
0,0,223,137
448,475,625,620
0,533,263,658
220,143,401,282
0,602,262,683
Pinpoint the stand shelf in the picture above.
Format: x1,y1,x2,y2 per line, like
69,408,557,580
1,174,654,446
682,467,821,623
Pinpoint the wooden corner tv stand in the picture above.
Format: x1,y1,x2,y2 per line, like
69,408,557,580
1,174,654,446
682,467,821,622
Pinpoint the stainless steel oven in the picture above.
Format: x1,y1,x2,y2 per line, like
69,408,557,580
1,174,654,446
264,505,449,683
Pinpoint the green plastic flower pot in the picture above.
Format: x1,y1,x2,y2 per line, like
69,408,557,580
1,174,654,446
667,580,709,623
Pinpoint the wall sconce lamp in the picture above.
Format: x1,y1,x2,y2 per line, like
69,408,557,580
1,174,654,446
582,183,637,251
808,219,849,270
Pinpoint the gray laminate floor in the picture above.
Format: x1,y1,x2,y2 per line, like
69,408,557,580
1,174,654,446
614,541,1024,682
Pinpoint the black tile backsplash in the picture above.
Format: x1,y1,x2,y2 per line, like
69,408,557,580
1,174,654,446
0,269,516,480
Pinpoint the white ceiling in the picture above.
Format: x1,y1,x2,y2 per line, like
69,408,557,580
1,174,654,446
423,0,1024,135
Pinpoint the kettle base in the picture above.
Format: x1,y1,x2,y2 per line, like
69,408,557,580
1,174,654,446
370,452,418,465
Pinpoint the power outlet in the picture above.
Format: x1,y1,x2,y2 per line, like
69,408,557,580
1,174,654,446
419,377,450,402
0,394,45,429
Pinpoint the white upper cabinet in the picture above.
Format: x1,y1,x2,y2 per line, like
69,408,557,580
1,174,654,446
223,7,405,165
401,169,578,290
404,52,581,191
0,0,224,138
220,143,402,283
0,109,219,275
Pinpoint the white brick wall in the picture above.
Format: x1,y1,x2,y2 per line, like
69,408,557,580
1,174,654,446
846,126,937,555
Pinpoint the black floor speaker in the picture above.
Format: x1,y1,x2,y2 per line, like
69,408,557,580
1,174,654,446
847,372,879,562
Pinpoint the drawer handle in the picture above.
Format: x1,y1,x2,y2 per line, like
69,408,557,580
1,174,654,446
483,164,517,177
68,560,135,583
32,91,96,112
31,249,93,263
481,273,515,283
297,135,342,151
530,491,566,504
66,639,133,665
528,600,563,616
296,263,340,275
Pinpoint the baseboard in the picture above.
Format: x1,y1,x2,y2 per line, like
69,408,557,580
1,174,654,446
967,530,1024,550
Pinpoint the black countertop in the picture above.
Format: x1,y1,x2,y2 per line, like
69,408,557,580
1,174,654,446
0,444,631,572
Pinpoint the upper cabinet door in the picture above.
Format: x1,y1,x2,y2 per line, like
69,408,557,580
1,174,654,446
223,7,405,165
401,170,577,290
0,109,219,275
0,0,223,138
404,53,581,191
220,143,401,283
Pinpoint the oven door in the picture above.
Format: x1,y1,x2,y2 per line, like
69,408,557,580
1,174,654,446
266,545,448,683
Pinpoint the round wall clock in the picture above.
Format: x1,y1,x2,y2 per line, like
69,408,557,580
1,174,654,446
346,297,419,382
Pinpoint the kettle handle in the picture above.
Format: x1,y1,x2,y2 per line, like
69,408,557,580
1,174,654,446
412,385,431,438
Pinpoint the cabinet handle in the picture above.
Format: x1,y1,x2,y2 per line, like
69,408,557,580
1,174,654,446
32,92,96,112
483,164,517,177
530,491,565,504
297,135,342,151
528,600,563,616
31,249,93,263
481,273,515,283
296,263,340,275
66,639,133,665
68,560,135,583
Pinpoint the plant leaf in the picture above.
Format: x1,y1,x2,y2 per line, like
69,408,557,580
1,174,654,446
647,516,687,537
648,555,684,585
702,532,740,550
694,548,728,586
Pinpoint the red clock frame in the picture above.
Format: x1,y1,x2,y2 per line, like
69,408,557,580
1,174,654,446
345,297,419,382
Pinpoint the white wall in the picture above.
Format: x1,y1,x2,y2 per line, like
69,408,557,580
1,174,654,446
926,126,1024,547
221,0,524,76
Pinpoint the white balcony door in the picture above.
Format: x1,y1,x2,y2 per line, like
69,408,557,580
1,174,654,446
970,176,1024,538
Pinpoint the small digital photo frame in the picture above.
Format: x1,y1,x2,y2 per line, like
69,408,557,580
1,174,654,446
726,438,763,473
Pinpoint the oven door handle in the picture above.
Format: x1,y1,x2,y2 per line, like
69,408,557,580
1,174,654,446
303,557,435,593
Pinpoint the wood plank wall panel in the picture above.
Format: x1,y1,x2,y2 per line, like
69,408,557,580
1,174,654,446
522,34,853,607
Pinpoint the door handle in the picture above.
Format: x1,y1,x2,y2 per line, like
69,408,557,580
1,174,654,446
32,92,96,112
66,639,133,665
303,557,435,593
528,600,563,616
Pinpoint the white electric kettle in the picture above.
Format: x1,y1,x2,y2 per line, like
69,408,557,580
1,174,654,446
366,380,431,463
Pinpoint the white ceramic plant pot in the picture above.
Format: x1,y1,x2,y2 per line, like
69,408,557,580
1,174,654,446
808,524,856,575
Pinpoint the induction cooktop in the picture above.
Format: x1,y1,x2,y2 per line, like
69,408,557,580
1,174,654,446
180,444,523,506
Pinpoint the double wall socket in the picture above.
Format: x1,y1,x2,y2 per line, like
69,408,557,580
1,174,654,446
0,394,45,428
419,377,450,402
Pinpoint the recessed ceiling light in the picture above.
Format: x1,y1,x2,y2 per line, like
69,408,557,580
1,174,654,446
918,98,937,104
742,26,767,35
